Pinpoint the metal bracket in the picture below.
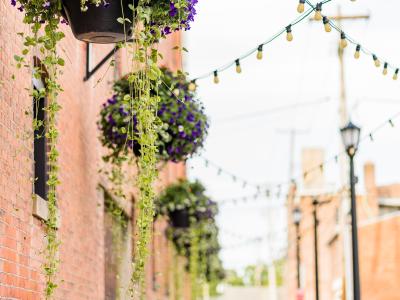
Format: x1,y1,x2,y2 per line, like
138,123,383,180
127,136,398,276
83,43,119,81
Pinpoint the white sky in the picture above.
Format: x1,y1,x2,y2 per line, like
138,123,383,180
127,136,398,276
183,0,400,271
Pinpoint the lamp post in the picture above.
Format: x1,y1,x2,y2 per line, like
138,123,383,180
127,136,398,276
340,121,361,300
292,207,302,292
312,198,320,300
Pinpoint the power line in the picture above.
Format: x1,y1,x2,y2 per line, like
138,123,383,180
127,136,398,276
216,97,331,123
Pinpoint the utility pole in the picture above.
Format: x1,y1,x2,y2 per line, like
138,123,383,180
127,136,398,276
311,7,369,300
276,129,309,181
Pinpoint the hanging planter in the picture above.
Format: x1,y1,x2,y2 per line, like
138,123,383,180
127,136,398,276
169,209,191,228
62,0,135,43
98,67,209,162
155,179,213,227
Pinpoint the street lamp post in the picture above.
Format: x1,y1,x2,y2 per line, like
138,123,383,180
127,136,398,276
292,207,302,292
312,198,320,300
340,121,362,300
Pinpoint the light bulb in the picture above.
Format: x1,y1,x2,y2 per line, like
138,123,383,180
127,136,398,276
354,45,361,59
257,45,263,60
173,88,180,96
213,71,219,84
340,32,347,49
286,25,293,42
188,81,197,91
383,63,388,75
393,69,399,80
373,55,380,67
297,0,305,13
314,3,322,21
235,59,242,74
323,16,331,32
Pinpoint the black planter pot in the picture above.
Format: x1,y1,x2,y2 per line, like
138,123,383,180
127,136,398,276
62,0,135,43
169,210,190,228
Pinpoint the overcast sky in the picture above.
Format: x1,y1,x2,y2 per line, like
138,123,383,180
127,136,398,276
183,0,400,271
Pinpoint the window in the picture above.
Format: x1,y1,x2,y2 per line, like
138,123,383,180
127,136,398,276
33,76,48,200
104,194,132,300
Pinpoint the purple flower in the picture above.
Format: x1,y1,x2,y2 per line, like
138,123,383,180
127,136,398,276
17,5,24,11
186,113,195,122
43,1,50,8
10,0,16,7
103,1,110,8
107,95,117,105
169,2,177,17
163,27,171,35
61,18,69,25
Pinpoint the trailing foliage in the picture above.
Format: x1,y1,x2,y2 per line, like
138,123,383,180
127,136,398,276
99,67,209,163
108,1,200,294
11,0,66,297
157,180,223,297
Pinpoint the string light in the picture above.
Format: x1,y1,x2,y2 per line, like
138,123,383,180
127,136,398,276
191,0,400,85
257,45,263,60
314,3,322,21
188,80,197,91
373,55,380,67
297,0,306,13
191,0,333,82
235,59,242,74
323,16,331,32
286,25,293,42
173,88,180,97
340,32,348,49
393,69,399,80
383,62,388,76
213,70,219,84
354,44,361,59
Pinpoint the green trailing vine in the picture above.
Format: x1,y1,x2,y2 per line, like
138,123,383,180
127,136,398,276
126,6,161,296
189,224,200,300
12,0,65,296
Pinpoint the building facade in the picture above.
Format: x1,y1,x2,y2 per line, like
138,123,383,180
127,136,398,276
286,149,400,300
0,2,190,299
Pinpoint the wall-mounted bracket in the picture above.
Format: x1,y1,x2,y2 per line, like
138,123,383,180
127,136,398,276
83,43,119,81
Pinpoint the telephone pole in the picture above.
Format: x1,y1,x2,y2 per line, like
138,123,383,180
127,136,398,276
311,6,369,300
276,129,309,181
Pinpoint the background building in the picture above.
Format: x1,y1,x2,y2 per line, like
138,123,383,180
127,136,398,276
286,149,400,300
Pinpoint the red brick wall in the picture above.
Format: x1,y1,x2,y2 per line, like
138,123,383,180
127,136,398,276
359,214,400,300
0,2,189,299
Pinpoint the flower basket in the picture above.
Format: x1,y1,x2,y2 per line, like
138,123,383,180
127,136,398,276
62,0,134,43
99,67,209,162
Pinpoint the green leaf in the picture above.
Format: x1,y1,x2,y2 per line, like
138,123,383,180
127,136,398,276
57,58,65,66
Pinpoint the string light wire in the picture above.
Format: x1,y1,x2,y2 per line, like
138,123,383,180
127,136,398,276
190,0,334,82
